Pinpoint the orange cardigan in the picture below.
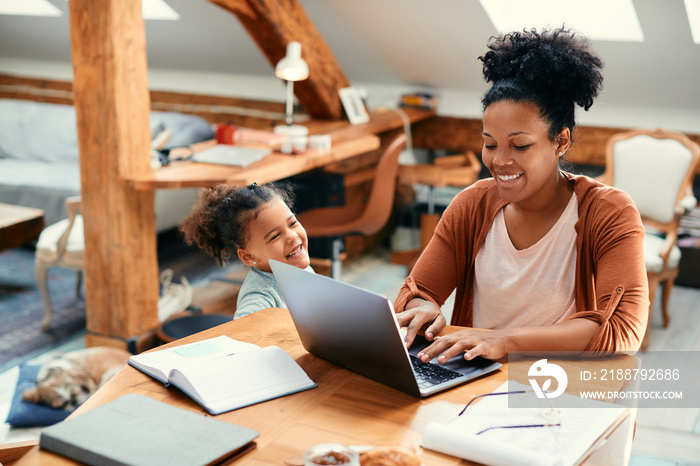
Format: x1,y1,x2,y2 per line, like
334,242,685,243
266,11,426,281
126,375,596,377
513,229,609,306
394,174,648,353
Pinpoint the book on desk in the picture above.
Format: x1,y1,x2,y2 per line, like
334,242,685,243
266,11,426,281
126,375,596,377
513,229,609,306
421,380,629,466
191,144,271,167
39,393,259,466
127,335,317,415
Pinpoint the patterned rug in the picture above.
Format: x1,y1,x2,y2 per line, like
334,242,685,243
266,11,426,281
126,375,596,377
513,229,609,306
0,247,86,370
0,230,222,371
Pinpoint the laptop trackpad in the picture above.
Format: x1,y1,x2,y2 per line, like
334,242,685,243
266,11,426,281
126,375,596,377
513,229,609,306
406,333,497,376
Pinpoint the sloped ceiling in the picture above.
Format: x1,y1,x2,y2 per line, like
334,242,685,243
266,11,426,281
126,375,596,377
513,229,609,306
0,0,699,113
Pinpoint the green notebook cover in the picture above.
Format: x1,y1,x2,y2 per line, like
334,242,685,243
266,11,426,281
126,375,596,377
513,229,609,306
39,393,259,466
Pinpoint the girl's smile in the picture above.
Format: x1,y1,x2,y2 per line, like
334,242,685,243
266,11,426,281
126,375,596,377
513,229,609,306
238,197,310,272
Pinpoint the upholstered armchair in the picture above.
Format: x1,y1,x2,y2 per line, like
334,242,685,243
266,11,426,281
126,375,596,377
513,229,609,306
598,128,700,350
34,196,84,331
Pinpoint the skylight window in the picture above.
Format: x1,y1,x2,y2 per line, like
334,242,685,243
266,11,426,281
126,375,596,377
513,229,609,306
142,0,180,20
478,0,645,42
0,0,61,16
0,0,179,20
685,0,700,44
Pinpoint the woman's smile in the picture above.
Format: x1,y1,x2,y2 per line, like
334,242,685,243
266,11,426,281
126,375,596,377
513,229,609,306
496,172,523,183
482,101,567,208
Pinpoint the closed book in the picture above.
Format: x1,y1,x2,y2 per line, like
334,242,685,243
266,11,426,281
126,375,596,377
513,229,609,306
39,393,259,466
128,335,317,415
191,144,270,167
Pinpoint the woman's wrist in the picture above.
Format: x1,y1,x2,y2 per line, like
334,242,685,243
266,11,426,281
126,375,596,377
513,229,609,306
406,297,441,314
489,320,599,354
497,327,518,353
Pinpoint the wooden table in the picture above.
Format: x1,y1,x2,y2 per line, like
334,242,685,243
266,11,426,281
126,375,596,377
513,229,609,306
13,308,635,466
127,135,381,190
78,106,437,351
0,203,44,252
125,108,434,191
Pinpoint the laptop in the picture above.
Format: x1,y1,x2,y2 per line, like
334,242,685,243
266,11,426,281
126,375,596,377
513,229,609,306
269,260,502,397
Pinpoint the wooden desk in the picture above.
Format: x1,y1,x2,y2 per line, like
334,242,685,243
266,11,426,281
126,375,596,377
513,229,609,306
0,203,44,251
79,106,436,351
15,308,635,466
125,107,435,190
126,135,381,190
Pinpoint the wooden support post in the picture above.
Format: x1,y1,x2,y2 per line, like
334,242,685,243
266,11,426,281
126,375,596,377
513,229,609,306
68,0,159,349
209,0,351,120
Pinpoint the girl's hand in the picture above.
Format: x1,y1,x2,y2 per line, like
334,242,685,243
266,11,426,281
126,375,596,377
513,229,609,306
395,299,446,348
416,328,511,363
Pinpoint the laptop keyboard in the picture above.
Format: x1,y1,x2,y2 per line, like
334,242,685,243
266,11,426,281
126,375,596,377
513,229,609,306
410,355,463,389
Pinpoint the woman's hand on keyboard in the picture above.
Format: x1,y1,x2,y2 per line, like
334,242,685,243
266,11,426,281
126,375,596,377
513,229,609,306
416,328,511,363
396,298,446,348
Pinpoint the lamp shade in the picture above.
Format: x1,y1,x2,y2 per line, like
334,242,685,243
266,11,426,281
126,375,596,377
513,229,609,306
275,41,309,82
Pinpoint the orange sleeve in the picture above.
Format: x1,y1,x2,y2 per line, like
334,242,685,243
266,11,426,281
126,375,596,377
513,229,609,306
572,200,648,353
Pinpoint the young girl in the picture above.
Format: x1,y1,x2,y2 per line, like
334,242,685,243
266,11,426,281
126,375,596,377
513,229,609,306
179,182,312,319
396,28,648,361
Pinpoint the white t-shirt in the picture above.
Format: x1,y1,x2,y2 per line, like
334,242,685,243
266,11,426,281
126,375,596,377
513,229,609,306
473,193,578,329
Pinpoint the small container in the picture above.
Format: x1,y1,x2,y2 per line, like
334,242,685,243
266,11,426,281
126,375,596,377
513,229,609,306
273,124,308,154
215,124,237,144
303,443,359,466
309,134,332,152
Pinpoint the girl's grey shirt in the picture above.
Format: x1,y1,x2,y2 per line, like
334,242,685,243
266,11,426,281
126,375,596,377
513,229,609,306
234,265,314,320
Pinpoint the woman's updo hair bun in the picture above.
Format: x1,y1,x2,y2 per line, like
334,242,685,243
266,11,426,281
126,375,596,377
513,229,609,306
479,27,604,139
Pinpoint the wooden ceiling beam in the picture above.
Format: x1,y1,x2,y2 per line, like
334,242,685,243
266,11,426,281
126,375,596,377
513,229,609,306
209,0,350,121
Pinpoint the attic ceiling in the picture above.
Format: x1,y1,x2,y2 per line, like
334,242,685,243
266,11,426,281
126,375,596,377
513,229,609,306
0,0,699,115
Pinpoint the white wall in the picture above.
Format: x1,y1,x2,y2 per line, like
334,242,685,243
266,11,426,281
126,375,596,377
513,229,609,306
2,58,699,135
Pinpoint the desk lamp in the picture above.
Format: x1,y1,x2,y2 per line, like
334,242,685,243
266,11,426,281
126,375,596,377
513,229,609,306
274,41,309,153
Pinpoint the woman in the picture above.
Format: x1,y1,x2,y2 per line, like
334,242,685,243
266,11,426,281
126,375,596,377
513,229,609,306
395,28,648,363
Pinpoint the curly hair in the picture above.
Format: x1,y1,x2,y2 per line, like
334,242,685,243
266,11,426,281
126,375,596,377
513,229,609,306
179,182,295,266
478,27,604,140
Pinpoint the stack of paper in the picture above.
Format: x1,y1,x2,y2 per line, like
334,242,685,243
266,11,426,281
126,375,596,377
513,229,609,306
422,381,628,466
192,145,270,167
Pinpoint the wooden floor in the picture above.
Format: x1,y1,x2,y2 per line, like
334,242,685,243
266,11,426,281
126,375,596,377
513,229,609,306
630,284,700,465
1,248,699,465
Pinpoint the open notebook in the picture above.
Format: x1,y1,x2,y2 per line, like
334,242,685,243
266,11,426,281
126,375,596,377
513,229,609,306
422,380,629,466
128,335,316,415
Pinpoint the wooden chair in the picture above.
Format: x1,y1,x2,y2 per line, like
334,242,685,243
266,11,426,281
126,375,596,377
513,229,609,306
598,128,700,350
297,133,406,279
34,196,84,331
391,150,482,272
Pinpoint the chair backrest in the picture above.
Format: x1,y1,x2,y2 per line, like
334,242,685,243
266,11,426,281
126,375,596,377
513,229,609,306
601,128,700,227
355,133,406,235
56,196,83,258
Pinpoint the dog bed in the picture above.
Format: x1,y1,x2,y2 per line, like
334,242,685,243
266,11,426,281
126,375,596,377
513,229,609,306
5,364,71,427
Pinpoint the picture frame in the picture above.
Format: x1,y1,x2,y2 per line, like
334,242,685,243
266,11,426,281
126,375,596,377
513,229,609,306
339,87,370,125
